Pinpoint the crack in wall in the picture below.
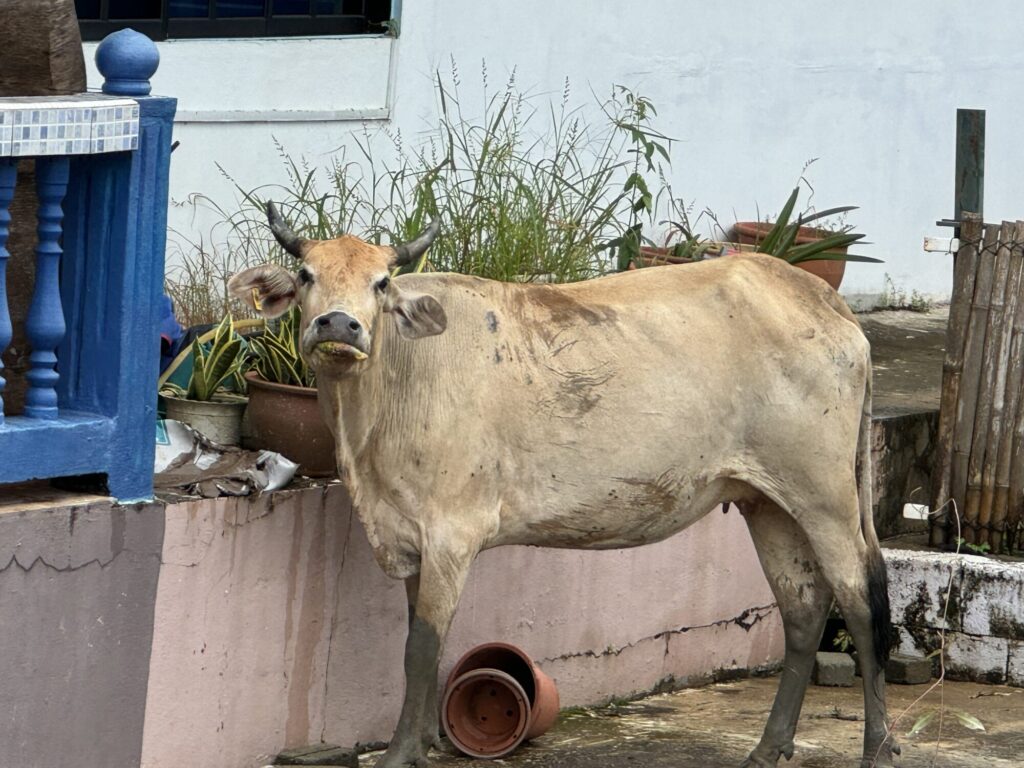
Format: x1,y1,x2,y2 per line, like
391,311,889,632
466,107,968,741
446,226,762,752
539,602,779,664
160,486,349,570
0,548,159,574
320,500,355,744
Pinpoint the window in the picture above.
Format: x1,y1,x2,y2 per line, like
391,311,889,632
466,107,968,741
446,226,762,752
76,0,392,42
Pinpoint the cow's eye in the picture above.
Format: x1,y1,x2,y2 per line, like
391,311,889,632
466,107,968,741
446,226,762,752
297,268,313,286
377,276,390,292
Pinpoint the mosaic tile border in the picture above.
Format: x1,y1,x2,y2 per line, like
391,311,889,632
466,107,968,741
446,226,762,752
0,95,139,157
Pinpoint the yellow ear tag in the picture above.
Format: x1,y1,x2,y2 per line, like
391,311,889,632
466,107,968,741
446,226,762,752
251,288,263,311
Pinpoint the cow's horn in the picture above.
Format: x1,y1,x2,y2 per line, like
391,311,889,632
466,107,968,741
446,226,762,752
392,220,440,267
266,201,308,259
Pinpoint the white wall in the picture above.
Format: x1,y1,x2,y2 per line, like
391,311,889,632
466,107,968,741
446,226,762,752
85,1,1024,301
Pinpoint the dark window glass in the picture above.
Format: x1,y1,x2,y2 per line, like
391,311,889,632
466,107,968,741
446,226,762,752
169,1,210,17
108,0,161,18
274,0,311,14
75,0,101,18
219,0,265,16
364,0,389,23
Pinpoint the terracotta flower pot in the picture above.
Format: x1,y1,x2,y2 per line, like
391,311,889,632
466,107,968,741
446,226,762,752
732,221,847,291
441,669,531,759
243,372,335,477
444,642,560,744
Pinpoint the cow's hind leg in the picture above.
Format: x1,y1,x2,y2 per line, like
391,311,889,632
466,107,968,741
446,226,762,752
739,499,832,767
377,544,476,768
801,505,898,768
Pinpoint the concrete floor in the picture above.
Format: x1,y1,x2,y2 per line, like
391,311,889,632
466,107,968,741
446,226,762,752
379,677,1024,768
859,307,947,417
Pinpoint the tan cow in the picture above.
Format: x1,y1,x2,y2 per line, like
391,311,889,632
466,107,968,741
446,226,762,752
229,204,898,768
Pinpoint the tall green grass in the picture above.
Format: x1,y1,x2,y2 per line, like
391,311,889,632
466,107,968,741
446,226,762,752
167,63,674,325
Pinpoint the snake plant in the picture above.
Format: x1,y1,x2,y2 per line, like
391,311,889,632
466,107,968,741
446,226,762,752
758,187,882,265
161,314,247,401
247,306,315,388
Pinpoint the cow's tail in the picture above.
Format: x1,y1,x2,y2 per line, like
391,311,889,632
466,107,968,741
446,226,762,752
857,368,892,668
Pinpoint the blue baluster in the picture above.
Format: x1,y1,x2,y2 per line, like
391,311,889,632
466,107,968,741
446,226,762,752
89,28,174,501
0,159,16,424
24,156,70,419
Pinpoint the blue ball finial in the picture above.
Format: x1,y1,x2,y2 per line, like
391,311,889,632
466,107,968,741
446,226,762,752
96,29,160,96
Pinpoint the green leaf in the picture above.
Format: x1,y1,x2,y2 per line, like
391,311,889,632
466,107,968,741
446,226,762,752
908,710,936,737
952,710,985,732
787,251,883,265
189,338,208,400
160,382,188,399
213,313,232,348
798,205,859,226
758,187,800,255
783,232,869,264
615,224,641,271
773,223,800,258
203,337,242,396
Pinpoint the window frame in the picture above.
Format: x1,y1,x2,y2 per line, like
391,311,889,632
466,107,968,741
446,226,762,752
77,1,387,42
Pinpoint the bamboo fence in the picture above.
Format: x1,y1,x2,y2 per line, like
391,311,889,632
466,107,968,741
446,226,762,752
931,213,1024,551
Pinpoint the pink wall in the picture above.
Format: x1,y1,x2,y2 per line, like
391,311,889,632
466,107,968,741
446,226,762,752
140,484,783,768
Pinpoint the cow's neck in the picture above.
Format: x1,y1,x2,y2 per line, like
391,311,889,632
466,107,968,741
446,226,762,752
318,323,396,492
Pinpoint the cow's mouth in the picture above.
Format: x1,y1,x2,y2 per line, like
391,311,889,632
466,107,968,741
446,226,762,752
315,341,368,361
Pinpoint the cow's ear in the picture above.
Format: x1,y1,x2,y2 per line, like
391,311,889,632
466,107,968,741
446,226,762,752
228,265,298,319
383,285,447,339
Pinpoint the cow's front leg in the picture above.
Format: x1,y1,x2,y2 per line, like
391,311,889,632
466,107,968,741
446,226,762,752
376,547,475,768
404,573,442,751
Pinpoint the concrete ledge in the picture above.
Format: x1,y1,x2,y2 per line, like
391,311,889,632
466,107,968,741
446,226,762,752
139,484,783,767
0,497,164,768
884,548,1024,685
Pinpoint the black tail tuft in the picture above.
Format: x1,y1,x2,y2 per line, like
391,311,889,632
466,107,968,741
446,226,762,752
866,546,893,666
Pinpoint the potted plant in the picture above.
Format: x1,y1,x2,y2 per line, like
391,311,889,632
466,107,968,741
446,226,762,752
159,314,248,446
633,199,729,268
732,187,882,290
243,306,336,477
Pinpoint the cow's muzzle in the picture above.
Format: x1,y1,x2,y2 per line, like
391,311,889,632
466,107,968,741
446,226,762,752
308,310,370,360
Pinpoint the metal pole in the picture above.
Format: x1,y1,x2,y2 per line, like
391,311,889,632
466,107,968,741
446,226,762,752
955,109,985,230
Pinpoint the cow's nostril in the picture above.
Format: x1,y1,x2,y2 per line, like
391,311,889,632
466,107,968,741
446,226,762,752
316,315,331,327
348,319,361,332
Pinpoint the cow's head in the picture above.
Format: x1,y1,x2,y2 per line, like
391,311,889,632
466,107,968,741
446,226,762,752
228,203,446,371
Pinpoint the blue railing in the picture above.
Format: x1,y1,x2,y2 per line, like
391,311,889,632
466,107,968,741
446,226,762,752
0,30,176,502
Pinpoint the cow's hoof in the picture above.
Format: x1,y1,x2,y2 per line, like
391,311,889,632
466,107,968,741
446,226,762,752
861,754,898,768
741,741,793,767
861,735,900,767
740,751,779,767
860,748,899,767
